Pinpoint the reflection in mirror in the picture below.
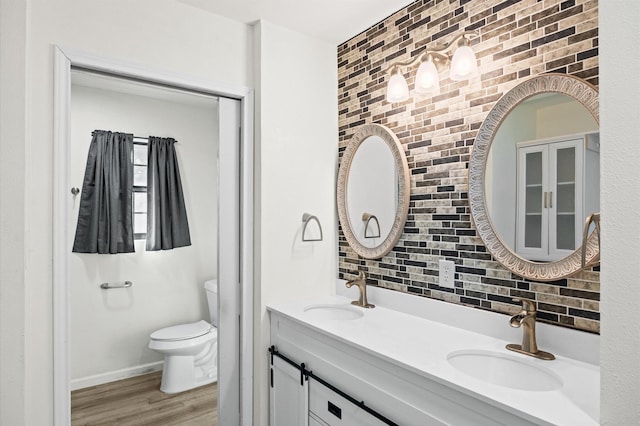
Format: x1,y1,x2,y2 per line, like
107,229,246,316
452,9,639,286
485,94,599,262
469,74,600,281
362,213,381,239
337,123,410,259
347,136,396,247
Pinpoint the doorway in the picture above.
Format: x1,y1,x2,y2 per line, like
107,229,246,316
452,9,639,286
68,70,220,423
53,46,253,426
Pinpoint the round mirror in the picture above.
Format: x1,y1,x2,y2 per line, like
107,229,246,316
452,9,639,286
337,124,410,259
469,74,600,281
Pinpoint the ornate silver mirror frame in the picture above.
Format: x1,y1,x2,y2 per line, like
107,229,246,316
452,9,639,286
337,123,410,259
469,74,600,281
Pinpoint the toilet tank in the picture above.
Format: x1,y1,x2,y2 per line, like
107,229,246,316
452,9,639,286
204,279,218,327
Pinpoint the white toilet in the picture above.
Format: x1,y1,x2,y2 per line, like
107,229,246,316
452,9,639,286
149,279,219,394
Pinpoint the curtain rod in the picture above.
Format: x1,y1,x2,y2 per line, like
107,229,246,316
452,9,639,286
91,131,180,144
133,135,180,144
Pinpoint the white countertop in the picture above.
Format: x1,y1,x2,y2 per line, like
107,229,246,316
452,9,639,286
268,295,600,426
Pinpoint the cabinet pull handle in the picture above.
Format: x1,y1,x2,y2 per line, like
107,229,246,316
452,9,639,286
328,401,342,419
543,192,548,208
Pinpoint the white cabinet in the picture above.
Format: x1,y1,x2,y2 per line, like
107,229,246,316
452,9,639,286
516,133,598,261
270,312,539,426
309,413,329,426
269,356,308,426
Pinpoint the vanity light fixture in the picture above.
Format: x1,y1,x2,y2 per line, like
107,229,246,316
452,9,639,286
386,66,411,103
385,31,479,103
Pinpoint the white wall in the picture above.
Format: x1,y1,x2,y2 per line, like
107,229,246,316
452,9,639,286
1,3,341,423
253,20,338,426
69,83,218,385
0,0,252,423
600,2,640,424
0,0,28,424
536,98,598,139
490,104,535,247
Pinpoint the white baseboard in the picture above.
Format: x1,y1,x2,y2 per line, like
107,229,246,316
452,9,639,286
70,361,164,391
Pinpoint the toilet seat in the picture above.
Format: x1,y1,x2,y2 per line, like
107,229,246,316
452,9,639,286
151,320,214,342
149,324,217,353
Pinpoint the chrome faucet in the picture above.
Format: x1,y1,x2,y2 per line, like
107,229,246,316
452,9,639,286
345,271,375,309
506,298,554,360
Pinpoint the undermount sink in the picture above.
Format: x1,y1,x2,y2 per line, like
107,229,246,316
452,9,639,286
447,350,563,391
303,304,364,321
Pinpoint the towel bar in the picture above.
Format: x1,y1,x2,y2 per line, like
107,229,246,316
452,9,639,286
100,281,133,290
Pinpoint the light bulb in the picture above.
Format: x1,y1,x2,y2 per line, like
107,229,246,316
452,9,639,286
415,59,440,95
450,45,478,81
386,70,409,103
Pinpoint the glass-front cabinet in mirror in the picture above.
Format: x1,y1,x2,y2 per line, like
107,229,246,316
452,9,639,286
470,74,600,281
514,133,598,261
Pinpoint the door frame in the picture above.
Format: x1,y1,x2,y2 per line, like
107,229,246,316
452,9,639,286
53,45,254,425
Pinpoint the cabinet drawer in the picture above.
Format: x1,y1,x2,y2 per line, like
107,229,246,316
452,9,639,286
309,412,330,426
309,381,389,426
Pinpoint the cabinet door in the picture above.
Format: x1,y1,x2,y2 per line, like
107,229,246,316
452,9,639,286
270,356,308,426
516,145,549,260
548,138,583,259
309,381,389,426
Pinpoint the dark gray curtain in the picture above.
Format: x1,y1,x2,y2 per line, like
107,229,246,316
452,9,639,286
146,136,191,251
72,130,135,254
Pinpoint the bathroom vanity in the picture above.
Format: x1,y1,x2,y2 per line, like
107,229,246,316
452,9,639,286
268,286,599,426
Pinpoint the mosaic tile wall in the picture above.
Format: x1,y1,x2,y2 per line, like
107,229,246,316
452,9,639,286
337,0,600,333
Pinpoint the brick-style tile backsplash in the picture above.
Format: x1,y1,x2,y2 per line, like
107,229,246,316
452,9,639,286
337,0,600,333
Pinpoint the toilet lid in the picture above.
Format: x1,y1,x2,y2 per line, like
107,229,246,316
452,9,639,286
150,320,214,341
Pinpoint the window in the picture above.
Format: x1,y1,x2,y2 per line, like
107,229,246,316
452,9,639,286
133,142,148,239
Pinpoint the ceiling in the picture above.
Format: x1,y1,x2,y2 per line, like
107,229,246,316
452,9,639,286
178,0,417,44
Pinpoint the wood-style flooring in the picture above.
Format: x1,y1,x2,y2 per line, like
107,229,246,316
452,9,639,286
71,371,217,426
